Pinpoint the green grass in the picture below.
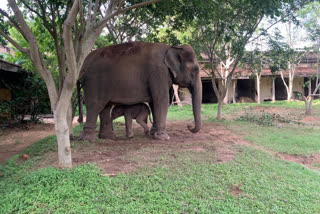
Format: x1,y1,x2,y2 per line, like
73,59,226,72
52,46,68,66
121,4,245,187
260,99,320,109
1,102,320,213
1,147,319,213
167,103,253,120
226,121,320,156
79,100,320,121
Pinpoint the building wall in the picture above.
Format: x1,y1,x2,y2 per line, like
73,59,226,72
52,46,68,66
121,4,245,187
292,77,304,99
256,77,304,101
259,77,273,101
217,79,234,103
201,76,307,103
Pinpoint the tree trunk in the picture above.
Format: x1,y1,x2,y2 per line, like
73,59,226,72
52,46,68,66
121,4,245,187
232,80,237,103
217,98,223,119
54,108,72,168
287,81,293,102
256,75,261,104
223,82,229,105
304,96,313,116
308,77,312,96
67,104,74,137
272,77,276,102
52,75,76,168
172,84,182,107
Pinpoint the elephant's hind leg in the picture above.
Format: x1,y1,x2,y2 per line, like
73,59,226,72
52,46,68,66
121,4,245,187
81,105,102,141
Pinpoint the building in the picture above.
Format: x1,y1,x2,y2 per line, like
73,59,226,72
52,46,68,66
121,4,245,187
0,59,23,118
199,53,319,103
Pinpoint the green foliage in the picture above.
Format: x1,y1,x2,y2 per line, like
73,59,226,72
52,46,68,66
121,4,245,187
236,110,302,127
298,1,320,42
183,0,306,61
237,111,274,126
267,28,307,74
94,34,113,49
4,22,57,73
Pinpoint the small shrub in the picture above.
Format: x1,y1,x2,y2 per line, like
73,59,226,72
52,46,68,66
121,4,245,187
236,111,302,126
237,111,274,126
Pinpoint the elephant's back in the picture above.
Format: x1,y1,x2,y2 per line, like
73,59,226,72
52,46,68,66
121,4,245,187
81,42,168,82
82,42,167,71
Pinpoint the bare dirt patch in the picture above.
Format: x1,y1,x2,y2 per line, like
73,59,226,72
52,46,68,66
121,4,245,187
229,184,243,196
39,121,239,175
0,123,55,163
0,116,81,164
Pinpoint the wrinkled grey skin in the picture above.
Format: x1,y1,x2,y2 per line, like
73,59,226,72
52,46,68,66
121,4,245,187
80,42,202,141
111,103,150,138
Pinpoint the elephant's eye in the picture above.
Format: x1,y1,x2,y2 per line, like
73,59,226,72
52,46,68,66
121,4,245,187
193,67,199,73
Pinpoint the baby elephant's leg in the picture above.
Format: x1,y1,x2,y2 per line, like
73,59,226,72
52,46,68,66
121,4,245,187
124,113,134,138
136,107,149,136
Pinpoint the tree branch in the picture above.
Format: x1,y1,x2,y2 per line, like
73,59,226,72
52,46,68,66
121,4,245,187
0,8,28,41
7,0,58,109
63,0,80,78
89,0,162,35
0,28,29,54
34,0,55,36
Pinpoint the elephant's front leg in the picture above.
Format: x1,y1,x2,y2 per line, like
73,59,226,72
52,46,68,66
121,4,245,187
149,102,157,136
99,106,116,139
124,113,134,138
152,93,170,140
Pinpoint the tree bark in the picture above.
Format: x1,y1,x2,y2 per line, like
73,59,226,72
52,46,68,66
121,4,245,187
288,77,293,102
223,86,229,104
256,74,261,104
67,103,74,137
304,96,313,116
223,70,229,105
308,77,312,96
54,109,72,168
232,79,237,103
217,98,223,120
172,84,182,107
272,77,276,102
280,71,291,102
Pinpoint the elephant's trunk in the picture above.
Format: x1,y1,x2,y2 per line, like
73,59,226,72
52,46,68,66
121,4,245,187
188,75,202,133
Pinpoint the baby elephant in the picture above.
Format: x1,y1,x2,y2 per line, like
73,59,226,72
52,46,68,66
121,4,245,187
111,103,150,138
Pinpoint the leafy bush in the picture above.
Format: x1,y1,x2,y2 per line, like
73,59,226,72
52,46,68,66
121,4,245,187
237,111,274,126
0,74,51,123
236,111,299,126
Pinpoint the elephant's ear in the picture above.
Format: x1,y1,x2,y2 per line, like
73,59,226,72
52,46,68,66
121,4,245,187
164,46,183,78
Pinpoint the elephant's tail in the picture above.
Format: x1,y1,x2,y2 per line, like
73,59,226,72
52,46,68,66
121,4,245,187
76,80,84,124
143,102,153,125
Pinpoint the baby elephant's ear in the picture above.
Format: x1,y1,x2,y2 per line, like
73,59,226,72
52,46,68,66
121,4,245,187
164,46,183,78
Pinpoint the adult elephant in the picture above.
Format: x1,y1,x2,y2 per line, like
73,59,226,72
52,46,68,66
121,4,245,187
80,42,202,141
